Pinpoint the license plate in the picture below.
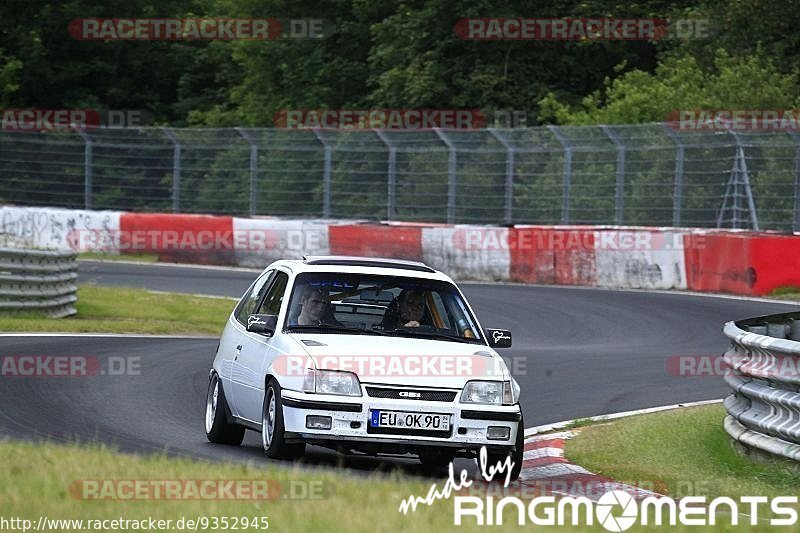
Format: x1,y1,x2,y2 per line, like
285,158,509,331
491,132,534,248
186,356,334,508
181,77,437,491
369,410,450,431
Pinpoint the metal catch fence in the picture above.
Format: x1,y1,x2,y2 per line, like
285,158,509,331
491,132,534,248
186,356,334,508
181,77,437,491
1,124,798,230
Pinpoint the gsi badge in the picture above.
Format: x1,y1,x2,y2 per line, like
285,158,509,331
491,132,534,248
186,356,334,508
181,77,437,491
399,391,421,398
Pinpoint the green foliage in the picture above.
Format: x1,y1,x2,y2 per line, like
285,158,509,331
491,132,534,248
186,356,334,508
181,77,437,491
539,50,800,125
1,0,797,127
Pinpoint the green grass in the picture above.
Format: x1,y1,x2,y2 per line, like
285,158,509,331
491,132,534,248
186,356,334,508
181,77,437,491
767,286,800,300
566,404,799,499
0,285,234,335
1,407,791,532
1,438,759,533
0,439,481,533
79,252,160,263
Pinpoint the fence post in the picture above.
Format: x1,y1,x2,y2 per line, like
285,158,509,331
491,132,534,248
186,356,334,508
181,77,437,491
311,130,332,218
76,131,92,209
663,125,685,227
374,130,397,220
548,125,572,224
236,128,258,217
722,129,759,231
601,125,626,225
489,129,515,224
161,127,181,213
434,128,456,224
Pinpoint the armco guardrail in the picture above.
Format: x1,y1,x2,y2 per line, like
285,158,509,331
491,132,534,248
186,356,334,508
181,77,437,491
723,313,800,462
0,248,78,318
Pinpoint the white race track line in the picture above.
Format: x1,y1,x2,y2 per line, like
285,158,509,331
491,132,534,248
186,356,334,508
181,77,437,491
79,258,260,273
0,333,217,339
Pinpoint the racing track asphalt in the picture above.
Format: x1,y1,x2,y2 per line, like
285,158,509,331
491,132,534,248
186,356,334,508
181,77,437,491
0,259,795,476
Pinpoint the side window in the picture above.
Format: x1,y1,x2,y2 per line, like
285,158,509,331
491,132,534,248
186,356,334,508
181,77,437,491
235,270,274,325
258,271,289,316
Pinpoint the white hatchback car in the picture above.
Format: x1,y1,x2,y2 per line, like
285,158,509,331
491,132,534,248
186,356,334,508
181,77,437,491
205,256,524,479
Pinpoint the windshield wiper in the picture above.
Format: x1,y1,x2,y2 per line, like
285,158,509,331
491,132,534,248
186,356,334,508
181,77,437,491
382,329,477,344
287,325,391,336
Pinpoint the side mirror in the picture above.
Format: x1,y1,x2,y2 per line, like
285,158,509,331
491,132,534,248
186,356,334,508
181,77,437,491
485,328,512,348
247,314,278,336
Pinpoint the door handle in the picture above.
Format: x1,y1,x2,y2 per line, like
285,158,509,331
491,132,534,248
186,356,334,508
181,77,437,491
234,344,242,360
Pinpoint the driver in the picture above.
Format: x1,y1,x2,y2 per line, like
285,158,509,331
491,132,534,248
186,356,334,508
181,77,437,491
381,289,426,329
398,289,425,327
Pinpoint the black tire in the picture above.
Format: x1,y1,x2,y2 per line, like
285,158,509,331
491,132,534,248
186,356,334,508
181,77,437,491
419,449,457,470
205,373,245,445
262,379,306,460
486,415,524,483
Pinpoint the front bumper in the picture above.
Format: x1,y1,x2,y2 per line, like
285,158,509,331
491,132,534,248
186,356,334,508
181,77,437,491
280,389,522,456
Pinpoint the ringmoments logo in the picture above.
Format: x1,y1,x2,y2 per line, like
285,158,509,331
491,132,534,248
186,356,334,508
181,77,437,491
452,492,799,528
398,450,799,529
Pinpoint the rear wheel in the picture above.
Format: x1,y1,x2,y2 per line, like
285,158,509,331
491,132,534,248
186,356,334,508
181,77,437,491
486,416,524,482
262,379,306,460
205,373,245,445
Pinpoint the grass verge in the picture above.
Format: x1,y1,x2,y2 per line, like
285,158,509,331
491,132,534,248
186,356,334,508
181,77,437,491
0,285,233,335
767,286,800,301
0,439,471,533
79,252,160,263
1,435,784,533
565,404,799,499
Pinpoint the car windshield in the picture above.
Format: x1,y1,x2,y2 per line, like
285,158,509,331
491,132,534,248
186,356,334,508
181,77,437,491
284,272,484,344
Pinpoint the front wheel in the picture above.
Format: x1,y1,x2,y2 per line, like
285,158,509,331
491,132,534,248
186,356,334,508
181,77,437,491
485,416,524,482
205,373,245,445
262,379,306,460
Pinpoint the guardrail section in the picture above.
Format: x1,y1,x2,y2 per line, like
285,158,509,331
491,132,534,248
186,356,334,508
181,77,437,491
0,248,78,318
723,313,800,462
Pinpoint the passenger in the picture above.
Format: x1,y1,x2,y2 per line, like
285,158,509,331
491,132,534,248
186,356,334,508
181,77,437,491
294,286,341,326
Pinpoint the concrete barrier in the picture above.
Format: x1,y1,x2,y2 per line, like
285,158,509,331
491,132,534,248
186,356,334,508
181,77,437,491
8,205,800,298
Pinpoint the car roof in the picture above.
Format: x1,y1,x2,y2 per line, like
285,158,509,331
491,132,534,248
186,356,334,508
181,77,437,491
264,256,454,282
303,255,435,272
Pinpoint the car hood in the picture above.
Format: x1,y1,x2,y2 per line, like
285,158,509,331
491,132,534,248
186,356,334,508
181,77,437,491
286,333,507,388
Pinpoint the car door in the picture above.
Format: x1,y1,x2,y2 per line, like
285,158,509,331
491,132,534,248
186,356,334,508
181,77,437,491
224,269,274,418
232,269,290,423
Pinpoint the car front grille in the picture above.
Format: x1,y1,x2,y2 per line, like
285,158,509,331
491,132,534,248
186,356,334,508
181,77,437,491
365,386,458,402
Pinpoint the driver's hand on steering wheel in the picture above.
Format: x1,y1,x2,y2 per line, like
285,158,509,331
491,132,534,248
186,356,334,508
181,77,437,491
403,320,420,327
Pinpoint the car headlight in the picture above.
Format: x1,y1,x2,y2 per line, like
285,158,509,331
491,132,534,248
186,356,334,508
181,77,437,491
302,369,362,397
460,380,517,405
